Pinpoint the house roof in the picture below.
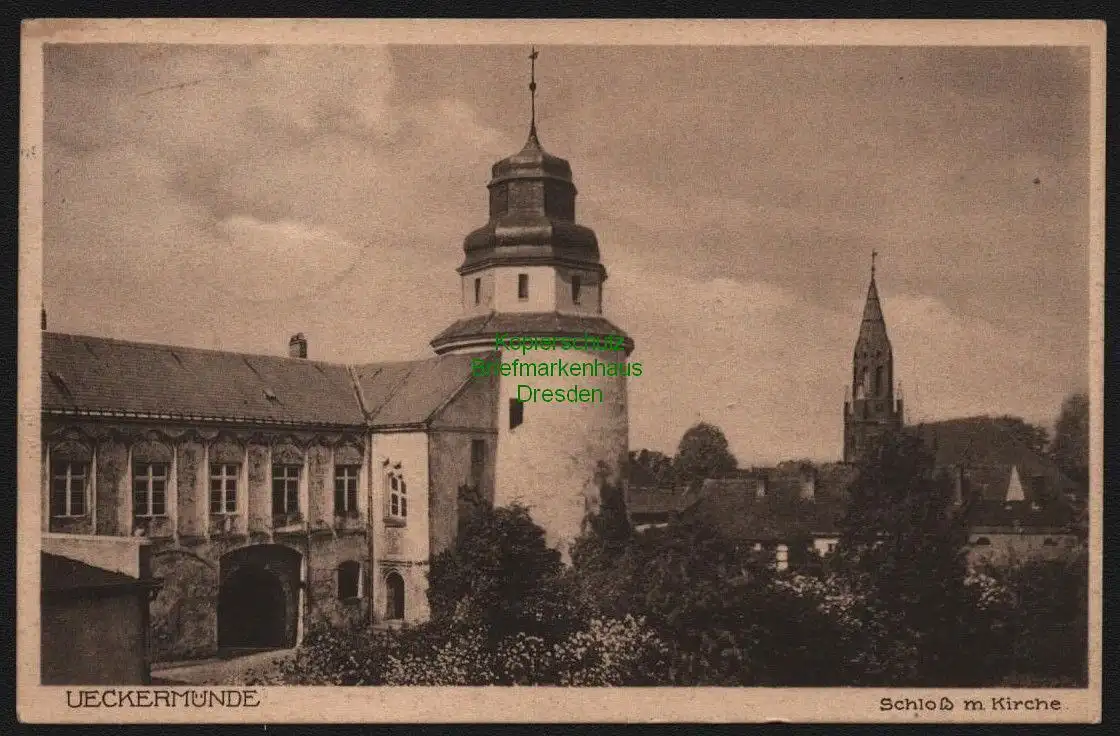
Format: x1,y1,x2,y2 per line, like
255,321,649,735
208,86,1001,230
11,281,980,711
42,331,483,429
626,485,699,520
686,463,856,542
354,351,491,428
910,417,1078,497
41,552,145,594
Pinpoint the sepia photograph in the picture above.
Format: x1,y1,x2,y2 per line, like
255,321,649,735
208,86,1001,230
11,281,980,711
17,19,1103,723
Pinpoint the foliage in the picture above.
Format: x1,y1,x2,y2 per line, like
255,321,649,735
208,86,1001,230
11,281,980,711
835,432,975,685
1051,391,1090,489
628,448,677,486
427,502,585,644
992,415,1051,457
674,422,738,481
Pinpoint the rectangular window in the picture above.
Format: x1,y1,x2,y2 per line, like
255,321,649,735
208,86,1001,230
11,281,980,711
50,461,87,517
272,464,301,515
209,463,238,514
509,398,524,430
470,439,486,486
571,274,582,305
387,472,407,520
474,277,481,305
334,465,361,514
337,561,361,600
517,273,529,300
133,463,168,517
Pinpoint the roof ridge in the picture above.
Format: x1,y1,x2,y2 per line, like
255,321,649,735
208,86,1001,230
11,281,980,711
364,362,423,422
43,330,349,370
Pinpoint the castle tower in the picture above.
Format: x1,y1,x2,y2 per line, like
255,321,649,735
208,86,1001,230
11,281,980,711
431,49,632,557
843,252,903,464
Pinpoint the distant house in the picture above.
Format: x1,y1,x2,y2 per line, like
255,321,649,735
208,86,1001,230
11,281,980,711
625,485,701,530
684,463,856,570
913,418,1082,566
41,548,162,685
668,264,1083,571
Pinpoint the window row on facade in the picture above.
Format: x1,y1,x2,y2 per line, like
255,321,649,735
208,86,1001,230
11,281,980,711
47,443,410,531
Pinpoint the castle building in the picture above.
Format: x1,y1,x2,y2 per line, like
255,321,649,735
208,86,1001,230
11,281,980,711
39,53,631,667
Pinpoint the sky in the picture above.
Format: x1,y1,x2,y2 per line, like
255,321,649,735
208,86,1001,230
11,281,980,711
41,43,1091,465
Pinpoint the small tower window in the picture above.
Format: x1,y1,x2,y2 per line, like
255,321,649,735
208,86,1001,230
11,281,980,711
571,274,582,305
470,439,486,486
509,398,524,430
875,366,884,396
517,273,529,300
474,277,481,305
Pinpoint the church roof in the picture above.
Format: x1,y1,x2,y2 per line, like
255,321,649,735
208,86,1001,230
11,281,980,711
861,276,884,324
855,274,891,350
42,331,483,430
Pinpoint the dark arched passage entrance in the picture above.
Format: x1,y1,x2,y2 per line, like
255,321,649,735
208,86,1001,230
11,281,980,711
384,571,405,621
218,545,301,651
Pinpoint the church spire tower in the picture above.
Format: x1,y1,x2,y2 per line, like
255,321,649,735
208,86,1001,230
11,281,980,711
843,251,904,464
430,48,632,557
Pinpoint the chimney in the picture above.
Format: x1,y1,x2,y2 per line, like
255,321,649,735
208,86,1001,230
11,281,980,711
289,332,308,359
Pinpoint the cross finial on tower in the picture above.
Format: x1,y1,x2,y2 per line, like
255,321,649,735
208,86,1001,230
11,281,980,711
528,46,539,138
871,249,878,277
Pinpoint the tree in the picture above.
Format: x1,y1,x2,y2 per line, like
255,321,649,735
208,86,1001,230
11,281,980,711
628,448,676,486
992,415,1050,457
835,432,974,686
1051,392,1089,489
427,503,588,647
674,422,738,481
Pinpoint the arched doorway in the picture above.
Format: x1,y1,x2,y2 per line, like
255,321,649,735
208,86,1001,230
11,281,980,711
384,571,405,621
218,545,301,651
218,566,287,649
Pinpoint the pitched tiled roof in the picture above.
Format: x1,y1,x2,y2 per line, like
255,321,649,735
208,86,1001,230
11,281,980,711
690,479,849,541
431,312,632,350
687,464,855,542
42,332,482,429
41,552,143,594
626,485,698,521
909,417,1078,498
354,351,491,428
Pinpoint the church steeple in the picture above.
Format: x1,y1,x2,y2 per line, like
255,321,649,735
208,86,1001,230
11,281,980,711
843,252,903,464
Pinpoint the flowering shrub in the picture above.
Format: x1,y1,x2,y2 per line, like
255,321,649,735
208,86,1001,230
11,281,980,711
552,616,667,686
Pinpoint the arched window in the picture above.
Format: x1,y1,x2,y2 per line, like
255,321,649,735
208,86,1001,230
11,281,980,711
974,537,991,546
387,471,407,520
337,561,361,600
875,366,884,395
385,571,405,621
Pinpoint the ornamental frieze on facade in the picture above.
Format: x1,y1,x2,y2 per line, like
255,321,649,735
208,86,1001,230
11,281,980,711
42,418,365,457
